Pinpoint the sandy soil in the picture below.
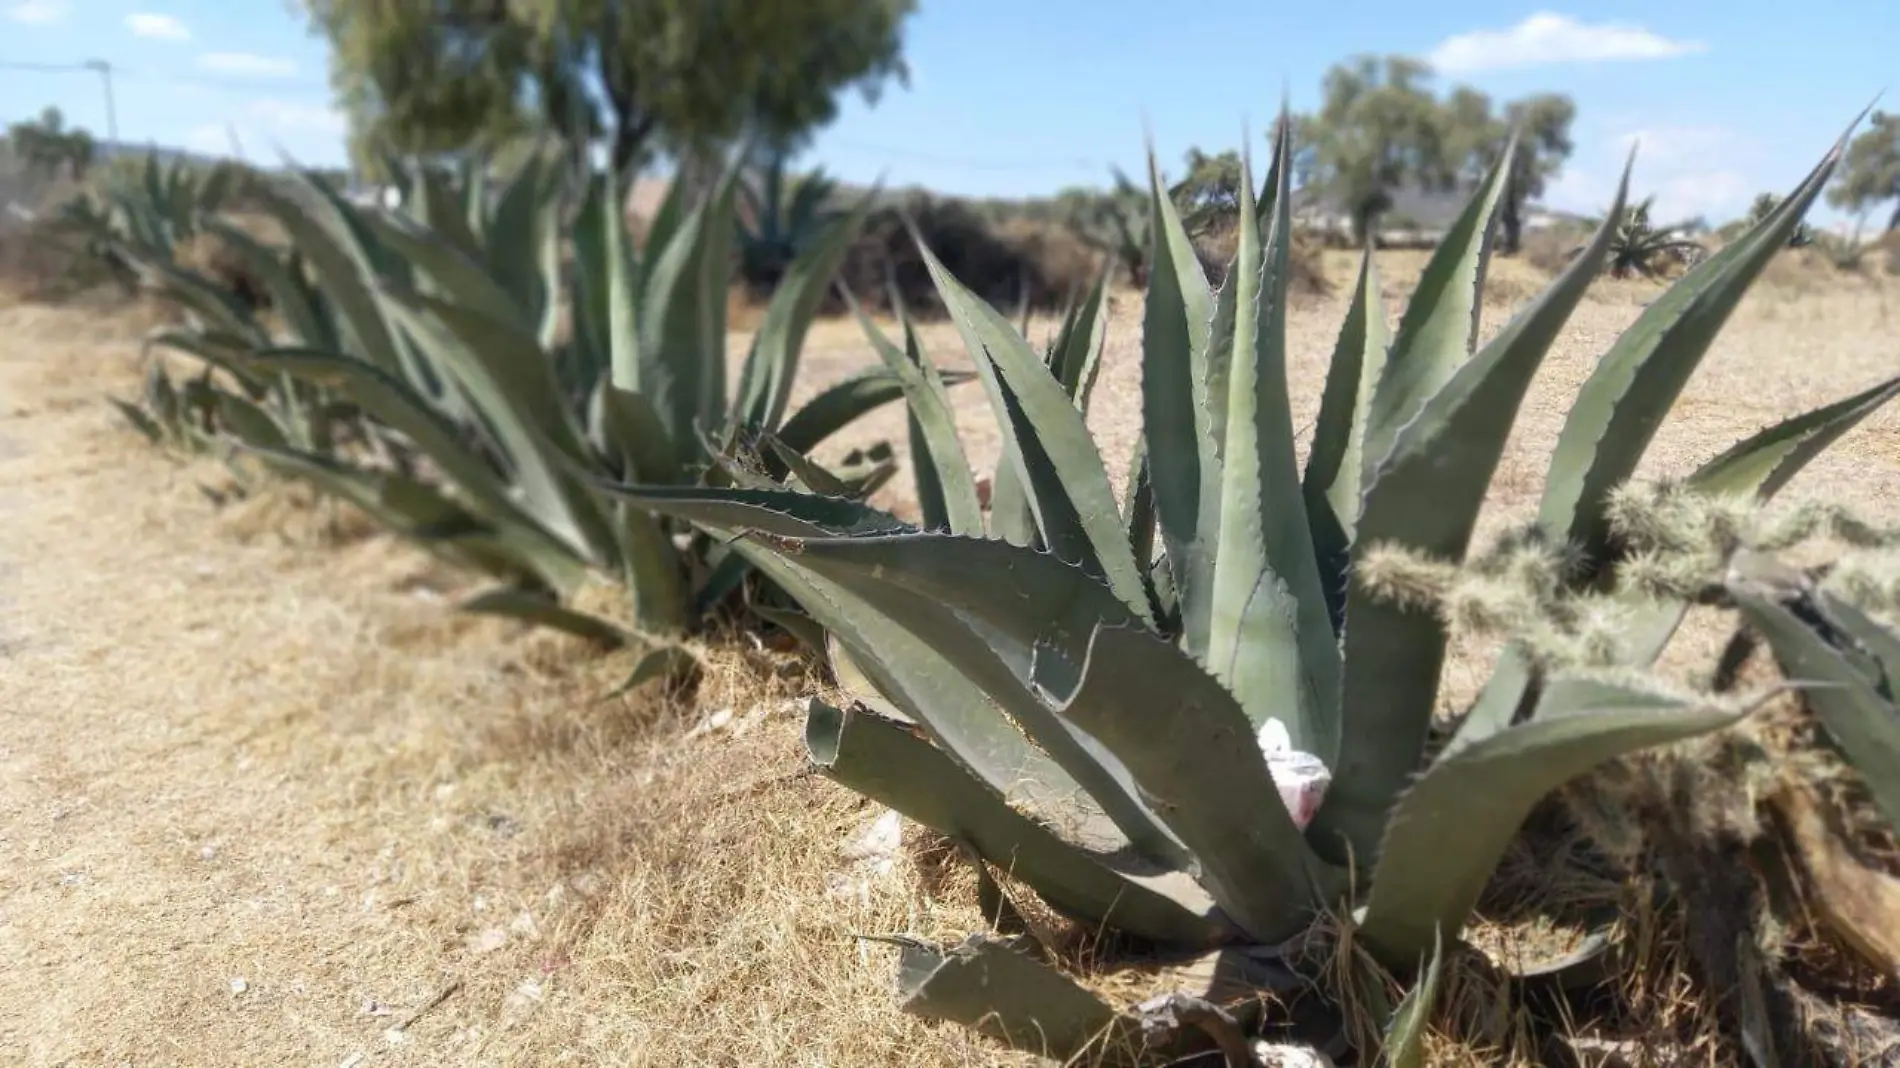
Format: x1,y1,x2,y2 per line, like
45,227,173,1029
1,255,1897,1066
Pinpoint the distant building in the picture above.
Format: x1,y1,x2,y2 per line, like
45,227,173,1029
1292,180,1583,247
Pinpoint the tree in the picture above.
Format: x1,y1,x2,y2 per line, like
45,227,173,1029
6,107,95,181
300,0,917,176
1299,54,1450,245
1827,109,1900,232
1744,192,1815,247
1166,148,1243,236
1440,90,1574,254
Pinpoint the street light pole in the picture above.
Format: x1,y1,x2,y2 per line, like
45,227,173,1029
82,59,117,145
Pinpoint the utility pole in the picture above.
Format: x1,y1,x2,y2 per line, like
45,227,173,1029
82,59,117,145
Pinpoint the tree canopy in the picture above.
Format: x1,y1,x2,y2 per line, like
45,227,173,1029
5,107,96,182
1293,54,1576,252
1828,109,1900,232
300,0,918,175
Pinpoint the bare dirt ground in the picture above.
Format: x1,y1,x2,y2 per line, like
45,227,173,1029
1,255,1897,1066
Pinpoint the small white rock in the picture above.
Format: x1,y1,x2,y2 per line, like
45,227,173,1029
228,977,248,996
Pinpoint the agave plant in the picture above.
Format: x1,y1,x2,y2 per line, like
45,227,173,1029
586,103,1891,1060
735,142,843,293
1601,194,1708,279
102,141,949,657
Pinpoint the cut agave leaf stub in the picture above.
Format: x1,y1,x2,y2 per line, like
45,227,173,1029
1257,717,1330,829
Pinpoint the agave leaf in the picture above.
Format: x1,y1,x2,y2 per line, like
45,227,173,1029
249,348,529,528
1539,120,1861,563
733,191,873,432
1359,675,1754,961
788,532,1143,671
1692,373,1900,501
894,934,1128,1063
1314,156,1630,865
133,257,269,344
1207,127,1343,753
1382,927,1445,1068
249,173,407,378
587,381,679,485
1728,565,1900,828
604,642,700,699
808,699,1230,945
362,209,531,337
1043,623,1333,943
916,237,1151,621
1140,145,1223,658
234,441,566,586
380,288,613,561
201,219,333,349
109,398,165,444
605,484,1179,861
1302,247,1388,626
210,388,292,452
758,433,854,497
1363,134,1517,470
621,177,718,462
460,586,630,648
843,288,982,535
772,368,917,456
1045,265,1112,411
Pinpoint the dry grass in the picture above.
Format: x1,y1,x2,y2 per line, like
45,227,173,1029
3,250,1899,1066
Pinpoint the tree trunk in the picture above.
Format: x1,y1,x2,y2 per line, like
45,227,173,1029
1887,200,1900,234
1500,196,1524,255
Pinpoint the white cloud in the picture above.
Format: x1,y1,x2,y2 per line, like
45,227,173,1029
247,99,346,137
126,12,190,40
195,52,299,78
1427,12,1706,74
7,0,67,24
1544,125,1757,223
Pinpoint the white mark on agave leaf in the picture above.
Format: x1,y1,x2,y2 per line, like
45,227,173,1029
1256,716,1330,830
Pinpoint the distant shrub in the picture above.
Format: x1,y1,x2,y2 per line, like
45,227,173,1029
831,192,1094,318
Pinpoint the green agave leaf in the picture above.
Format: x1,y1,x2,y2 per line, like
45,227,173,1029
362,209,531,336
893,934,1127,1063
1358,675,1754,962
807,699,1230,945
249,348,528,529
1045,264,1112,412
200,219,333,350
1691,373,1900,500
460,586,630,648
1363,133,1517,471
379,287,614,561
1140,144,1223,659
733,190,874,432
1207,126,1343,753
772,368,918,456
1043,623,1332,943
603,642,700,699
210,388,292,452
843,288,982,535
587,381,679,485
1382,927,1445,1068
233,441,563,586
109,397,166,444
915,236,1151,622
1729,565,1900,828
1302,247,1388,627
1540,118,1863,563
1314,154,1630,865
249,172,407,378
606,485,1179,861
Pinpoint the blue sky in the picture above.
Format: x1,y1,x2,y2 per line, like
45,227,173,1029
4,1,1894,229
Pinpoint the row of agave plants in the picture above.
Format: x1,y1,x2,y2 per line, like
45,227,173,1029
77,108,1900,1065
